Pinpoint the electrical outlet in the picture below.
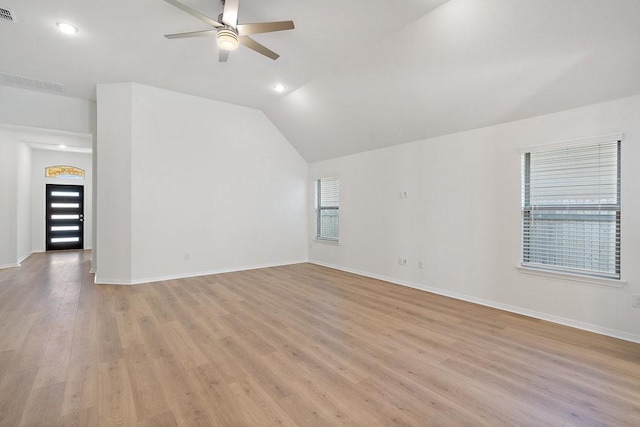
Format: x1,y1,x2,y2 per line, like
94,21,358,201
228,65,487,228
418,261,424,269
633,295,640,308
184,253,190,261
398,190,408,198
398,257,408,266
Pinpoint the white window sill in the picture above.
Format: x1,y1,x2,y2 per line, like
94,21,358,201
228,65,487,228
313,238,340,246
517,265,625,288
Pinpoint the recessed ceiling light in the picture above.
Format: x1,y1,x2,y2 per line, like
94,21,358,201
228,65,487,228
273,84,286,92
59,145,67,149
56,22,78,34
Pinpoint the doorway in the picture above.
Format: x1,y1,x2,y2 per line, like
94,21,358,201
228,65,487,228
45,184,84,251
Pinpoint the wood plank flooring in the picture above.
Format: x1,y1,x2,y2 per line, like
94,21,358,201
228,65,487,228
1,250,639,426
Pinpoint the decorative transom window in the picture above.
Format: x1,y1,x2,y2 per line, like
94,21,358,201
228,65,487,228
521,136,621,279
315,177,340,242
45,165,85,179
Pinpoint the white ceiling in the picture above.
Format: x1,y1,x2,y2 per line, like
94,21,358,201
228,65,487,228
1,0,639,162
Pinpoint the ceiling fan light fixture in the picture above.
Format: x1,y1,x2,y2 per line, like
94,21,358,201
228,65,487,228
217,28,239,51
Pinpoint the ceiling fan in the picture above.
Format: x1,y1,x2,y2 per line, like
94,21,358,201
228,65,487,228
163,0,295,62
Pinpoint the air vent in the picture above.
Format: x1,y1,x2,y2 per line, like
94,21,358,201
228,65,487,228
0,72,65,94
0,7,15,22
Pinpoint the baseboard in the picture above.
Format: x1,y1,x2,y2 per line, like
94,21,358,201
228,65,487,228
94,276,135,285
94,259,309,286
0,262,20,270
18,252,33,264
0,251,37,269
310,261,640,344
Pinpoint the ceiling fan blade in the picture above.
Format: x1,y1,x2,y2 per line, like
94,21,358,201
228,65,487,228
162,0,221,28
219,49,230,62
239,36,279,60
237,21,295,36
164,29,217,39
222,0,239,28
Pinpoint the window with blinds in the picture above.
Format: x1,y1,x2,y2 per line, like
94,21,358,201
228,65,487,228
521,137,621,279
315,177,340,241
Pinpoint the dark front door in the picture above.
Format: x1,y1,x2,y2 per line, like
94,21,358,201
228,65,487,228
45,184,84,251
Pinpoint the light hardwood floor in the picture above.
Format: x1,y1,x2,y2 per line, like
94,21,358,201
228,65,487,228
0,251,639,426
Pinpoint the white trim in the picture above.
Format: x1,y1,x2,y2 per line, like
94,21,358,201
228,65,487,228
310,260,640,344
94,259,308,286
520,132,624,153
18,252,33,264
517,265,625,288
313,238,340,246
313,176,341,244
0,123,92,142
94,276,135,285
311,173,341,182
519,136,623,290
0,262,20,270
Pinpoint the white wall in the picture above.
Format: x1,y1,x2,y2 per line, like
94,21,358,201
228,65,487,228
0,129,18,268
309,94,640,342
96,83,308,284
0,128,32,267
16,143,31,262
96,83,133,283
30,149,93,252
0,86,95,135
91,109,98,274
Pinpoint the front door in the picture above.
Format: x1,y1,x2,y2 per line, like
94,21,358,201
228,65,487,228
45,184,84,251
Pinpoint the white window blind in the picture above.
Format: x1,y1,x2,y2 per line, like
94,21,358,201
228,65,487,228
521,138,621,279
316,177,339,241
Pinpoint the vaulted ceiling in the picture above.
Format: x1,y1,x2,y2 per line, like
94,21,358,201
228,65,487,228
1,0,639,161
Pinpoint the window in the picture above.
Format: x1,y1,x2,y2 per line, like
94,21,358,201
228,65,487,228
315,177,340,241
45,165,85,179
521,137,621,279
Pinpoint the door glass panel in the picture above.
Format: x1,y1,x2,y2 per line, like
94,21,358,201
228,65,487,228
51,226,80,231
51,237,80,243
51,214,80,220
51,203,80,208
51,191,80,197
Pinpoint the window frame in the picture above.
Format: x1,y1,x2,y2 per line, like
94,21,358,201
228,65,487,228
520,135,622,281
314,176,340,243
